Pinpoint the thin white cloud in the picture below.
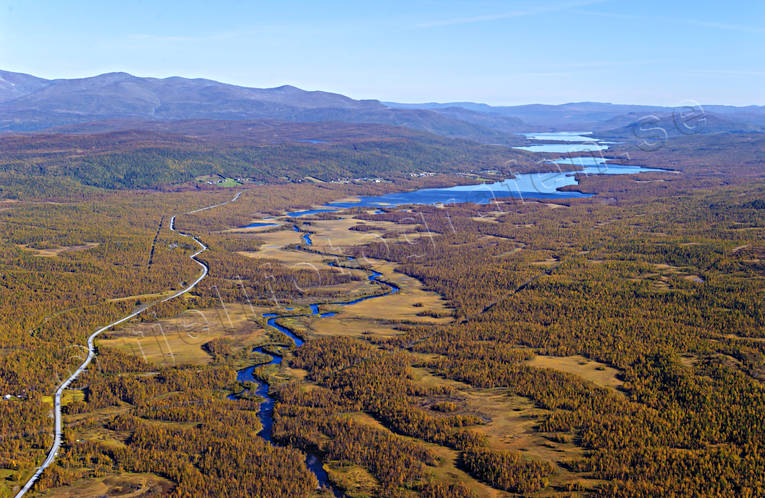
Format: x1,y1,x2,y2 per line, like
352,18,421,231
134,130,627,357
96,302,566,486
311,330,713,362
692,69,765,76
126,26,290,44
416,0,609,28
684,19,765,34
578,10,765,34
504,58,670,78
553,58,672,69
508,71,574,77
129,34,199,42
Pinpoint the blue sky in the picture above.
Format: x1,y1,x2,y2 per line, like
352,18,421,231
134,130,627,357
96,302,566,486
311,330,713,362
1,0,763,105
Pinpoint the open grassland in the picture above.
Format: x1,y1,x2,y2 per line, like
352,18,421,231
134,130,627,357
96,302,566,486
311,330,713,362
41,390,85,409
15,242,100,257
98,304,270,366
347,411,505,498
525,355,623,390
299,215,423,251
267,257,454,340
326,261,452,323
409,365,599,492
39,473,174,497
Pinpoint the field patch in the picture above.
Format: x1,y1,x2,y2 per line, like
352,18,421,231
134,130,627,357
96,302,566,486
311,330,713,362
300,215,421,251
410,366,600,492
98,304,269,366
348,412,503,497
332,261,452,324
40,472,174,497
17,242,100,257
41,389,84,408
526,354,623,390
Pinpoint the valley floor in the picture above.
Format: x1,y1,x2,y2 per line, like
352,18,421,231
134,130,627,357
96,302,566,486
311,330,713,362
1,168,763,497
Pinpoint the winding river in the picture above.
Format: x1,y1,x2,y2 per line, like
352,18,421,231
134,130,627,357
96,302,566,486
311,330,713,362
231,227,399,494
233,132,668,493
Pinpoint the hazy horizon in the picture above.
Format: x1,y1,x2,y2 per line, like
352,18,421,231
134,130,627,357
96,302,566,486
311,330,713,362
1,1,763,106
2,67,763,109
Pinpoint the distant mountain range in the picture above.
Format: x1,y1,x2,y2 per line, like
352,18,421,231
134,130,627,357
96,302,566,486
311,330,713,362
387,101,765,132
0,70,525,144
1,70,764,141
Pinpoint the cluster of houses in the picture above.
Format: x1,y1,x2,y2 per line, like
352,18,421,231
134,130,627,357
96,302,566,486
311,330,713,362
328,176,386,184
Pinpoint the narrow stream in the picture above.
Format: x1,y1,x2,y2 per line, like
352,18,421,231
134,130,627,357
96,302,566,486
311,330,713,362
227,132,671,494
231,226,399,495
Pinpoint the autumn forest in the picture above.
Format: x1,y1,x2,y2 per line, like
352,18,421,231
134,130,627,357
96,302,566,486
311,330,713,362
0,116,762,498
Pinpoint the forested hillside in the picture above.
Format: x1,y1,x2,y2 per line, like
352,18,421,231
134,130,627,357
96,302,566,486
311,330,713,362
0,120,536,198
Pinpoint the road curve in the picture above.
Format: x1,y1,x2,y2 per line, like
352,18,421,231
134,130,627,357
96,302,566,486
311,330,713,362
15,192,241,497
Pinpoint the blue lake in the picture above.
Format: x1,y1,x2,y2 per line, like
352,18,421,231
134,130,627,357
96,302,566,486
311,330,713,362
515,131,613,152
282,130,671,217
285,163,665,217
242,222,279,228
552,156,607,166
286,208,338,217
523,132,597,142
514,143,609,153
